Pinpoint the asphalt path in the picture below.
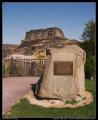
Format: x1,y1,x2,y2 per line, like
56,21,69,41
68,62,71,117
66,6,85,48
2,77,39,114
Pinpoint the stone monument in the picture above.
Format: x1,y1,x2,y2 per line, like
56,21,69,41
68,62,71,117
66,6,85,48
37,44,86,100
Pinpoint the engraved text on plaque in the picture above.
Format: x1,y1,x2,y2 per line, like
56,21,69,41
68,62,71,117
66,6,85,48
54,61,73,75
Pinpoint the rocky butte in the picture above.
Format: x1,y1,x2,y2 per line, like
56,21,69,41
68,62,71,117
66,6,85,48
14,27,79,58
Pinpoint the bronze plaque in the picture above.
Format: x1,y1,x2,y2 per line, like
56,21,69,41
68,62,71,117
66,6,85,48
54,61,73,75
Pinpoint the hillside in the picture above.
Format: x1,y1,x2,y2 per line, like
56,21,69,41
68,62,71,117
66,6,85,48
13,27,79,58
2,44,18,58
2,27,80,59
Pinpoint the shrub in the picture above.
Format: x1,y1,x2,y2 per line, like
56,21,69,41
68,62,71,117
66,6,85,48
85,56,95,79
64,100,80,105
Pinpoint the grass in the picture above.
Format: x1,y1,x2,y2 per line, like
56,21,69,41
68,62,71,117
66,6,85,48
3,79,96,119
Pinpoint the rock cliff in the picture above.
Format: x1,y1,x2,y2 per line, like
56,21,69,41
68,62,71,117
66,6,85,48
14,27,79,58
23,27,64,41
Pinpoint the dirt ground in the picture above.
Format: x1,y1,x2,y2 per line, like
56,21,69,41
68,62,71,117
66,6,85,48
2,77,39,114
24,90,93,108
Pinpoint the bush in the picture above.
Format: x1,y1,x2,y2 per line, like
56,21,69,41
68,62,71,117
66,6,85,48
64,100,80,105
85,56,95,79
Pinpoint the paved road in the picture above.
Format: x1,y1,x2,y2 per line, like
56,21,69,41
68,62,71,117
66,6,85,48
2,77,39,114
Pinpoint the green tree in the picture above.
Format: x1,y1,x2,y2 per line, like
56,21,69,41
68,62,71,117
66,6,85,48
80,20,96,79
81,20,96,41
81,20,96,57
85,56,95,79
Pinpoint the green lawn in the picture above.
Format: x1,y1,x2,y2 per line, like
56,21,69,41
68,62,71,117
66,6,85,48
3,79,96,119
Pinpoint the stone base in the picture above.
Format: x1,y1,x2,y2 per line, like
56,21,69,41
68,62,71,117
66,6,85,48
23,91,93,108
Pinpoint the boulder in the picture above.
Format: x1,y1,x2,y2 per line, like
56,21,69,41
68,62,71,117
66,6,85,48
38,44,86,100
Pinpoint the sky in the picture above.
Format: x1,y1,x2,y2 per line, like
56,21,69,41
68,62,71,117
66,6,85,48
3,2,96,44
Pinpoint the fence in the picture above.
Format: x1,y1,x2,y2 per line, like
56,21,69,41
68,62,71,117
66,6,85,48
2,58,46,77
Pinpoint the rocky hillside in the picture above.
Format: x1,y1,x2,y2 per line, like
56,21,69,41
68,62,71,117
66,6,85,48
13,27,79,58
2,44,18,58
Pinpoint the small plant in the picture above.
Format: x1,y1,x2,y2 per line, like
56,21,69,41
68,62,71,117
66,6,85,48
78,95,86,100
64,100,80,105
82,96,86,100
64,100,71,104
71,100,80,104
50,101,54,104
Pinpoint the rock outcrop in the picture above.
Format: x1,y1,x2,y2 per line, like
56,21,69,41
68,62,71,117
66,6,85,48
38,45,86,100
22,27,64,42
14,27,79,58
